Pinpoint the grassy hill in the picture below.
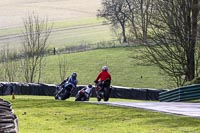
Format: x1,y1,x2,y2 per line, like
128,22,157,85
0,46,173,89
38,46,173,89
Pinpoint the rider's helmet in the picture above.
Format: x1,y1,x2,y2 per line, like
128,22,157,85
102,66,108,71
88,84,92,88
72,72,77,78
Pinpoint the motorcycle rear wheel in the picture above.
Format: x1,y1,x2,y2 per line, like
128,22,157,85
103,87,110,101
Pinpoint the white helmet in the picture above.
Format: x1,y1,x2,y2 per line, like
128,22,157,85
102,66,108,71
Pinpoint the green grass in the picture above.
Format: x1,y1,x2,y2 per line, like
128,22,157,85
40,47,172,89
2,95,200,133
0,46,173,89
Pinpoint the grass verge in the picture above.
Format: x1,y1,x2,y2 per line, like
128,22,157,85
2,95,200,133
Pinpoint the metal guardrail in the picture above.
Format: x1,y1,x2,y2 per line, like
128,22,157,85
159,84,200,102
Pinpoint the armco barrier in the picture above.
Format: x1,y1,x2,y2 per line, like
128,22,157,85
159,84,200,102
0,82,165,100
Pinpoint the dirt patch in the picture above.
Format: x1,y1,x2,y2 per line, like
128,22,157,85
0,0,102,28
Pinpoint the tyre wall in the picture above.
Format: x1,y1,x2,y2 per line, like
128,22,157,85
0,82,166,100
0,98,19,133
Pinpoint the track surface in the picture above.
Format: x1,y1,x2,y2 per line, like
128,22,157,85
90,101,200,118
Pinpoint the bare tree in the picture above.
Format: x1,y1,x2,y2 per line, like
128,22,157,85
97,0,154,44
136,0,154,44
125,0,154,44
0,45,19,82
21,13,53,83
97,0,130,43
125,0,139,41
144,0,200,86
57,55,68,82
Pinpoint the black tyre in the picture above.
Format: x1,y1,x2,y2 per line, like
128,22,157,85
76,94,88,101
55,88,70,100
96,89,102,102
97,97,101,102
75,95,82,101
61,90,71,100
54,95,58,100
103,87,110,101
59,85,72,100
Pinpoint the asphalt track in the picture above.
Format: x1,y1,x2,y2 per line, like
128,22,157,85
90,101,200,118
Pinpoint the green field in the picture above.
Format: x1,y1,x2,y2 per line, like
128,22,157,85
1,47,173,89
42,47,174,89
2,96,200,133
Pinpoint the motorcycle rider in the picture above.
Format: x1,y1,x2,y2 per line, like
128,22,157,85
60,72,78,90
55,72,78,100
83,84,93,98
94,66,111,92
75,84,93,101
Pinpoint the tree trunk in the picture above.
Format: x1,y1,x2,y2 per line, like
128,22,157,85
120,20,127,43
187,0,200,81
122,24,127,43
187,48,195,81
